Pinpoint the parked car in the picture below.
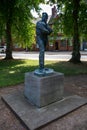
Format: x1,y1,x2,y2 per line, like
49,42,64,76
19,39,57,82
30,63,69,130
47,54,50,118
0,46,6,53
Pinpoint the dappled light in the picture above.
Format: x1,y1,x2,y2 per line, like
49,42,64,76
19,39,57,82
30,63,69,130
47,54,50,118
45,61,87,75
0,59,87,87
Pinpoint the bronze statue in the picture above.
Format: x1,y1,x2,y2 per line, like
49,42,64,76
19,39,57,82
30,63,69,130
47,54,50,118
36,12,53,73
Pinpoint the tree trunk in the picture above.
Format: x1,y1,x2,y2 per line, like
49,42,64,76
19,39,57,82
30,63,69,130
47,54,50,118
5,20,13,59
69,0,81,63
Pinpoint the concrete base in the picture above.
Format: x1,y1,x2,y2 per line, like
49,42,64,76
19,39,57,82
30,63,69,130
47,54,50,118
2,90,87,130
24,72,64,107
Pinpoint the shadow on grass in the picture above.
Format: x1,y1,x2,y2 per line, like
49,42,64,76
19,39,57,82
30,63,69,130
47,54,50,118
0,59,87,87
0,59,38,87
45,61,87,75
0,59,25,67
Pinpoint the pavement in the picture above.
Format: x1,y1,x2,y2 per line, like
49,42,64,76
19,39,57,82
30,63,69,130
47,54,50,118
0,75,87,130
12,50,87,61
2,90,87,130
0,50,87,61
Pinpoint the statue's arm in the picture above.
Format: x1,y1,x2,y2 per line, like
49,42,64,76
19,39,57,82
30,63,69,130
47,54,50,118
37,22,49,34
47,26,53,35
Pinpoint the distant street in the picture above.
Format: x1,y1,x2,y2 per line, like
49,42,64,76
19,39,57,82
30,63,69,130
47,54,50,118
0,51,87,61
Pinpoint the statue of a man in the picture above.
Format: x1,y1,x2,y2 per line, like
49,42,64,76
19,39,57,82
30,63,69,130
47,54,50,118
36,12,53,72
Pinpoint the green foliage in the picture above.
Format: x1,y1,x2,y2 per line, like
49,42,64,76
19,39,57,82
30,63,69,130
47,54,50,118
0,0,45,51
48,0,87,38
63,2,73,36
0,20,5,38
79,1,87,38
13,22,35,49
48,0,87,63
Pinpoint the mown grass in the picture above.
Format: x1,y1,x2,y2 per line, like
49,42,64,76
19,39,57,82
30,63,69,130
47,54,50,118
0,59,87,87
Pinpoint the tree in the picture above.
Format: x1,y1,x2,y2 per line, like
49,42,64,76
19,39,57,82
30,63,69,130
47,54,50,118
79,1,87,39
12,21,36,50
0,0,45,59
69,0,81,63
48,0,87,63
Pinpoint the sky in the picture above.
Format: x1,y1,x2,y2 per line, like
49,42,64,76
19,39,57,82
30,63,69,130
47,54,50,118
31,4,53,18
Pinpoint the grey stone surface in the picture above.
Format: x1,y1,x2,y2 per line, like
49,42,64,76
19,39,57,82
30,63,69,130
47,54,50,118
24,72,64,107
2,90,87,130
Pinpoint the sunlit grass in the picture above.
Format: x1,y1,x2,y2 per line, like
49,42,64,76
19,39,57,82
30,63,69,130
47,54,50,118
0,59,87,87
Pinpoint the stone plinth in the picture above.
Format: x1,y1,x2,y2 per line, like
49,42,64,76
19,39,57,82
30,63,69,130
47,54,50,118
24,72,64,108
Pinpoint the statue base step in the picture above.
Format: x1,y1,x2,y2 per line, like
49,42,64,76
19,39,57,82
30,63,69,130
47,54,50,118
34,68,54,76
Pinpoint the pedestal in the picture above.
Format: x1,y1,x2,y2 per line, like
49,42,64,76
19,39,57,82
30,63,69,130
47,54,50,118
24,71,64,108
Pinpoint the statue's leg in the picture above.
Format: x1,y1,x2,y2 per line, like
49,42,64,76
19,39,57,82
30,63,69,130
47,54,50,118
38,40,45,70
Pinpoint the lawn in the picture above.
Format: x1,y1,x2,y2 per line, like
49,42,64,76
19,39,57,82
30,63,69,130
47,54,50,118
0,59,87,87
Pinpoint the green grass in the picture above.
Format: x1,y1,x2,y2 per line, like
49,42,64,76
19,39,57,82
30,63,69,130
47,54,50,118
0,59,87,87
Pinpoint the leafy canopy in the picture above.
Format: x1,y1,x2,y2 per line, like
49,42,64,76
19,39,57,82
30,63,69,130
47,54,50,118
0,0,45,48
47,0,87,39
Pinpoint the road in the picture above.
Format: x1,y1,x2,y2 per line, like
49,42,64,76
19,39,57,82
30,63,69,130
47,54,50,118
0,51,87,61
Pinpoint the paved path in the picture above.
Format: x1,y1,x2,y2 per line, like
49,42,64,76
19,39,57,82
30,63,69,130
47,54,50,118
0,75,87,130
0,51,87,61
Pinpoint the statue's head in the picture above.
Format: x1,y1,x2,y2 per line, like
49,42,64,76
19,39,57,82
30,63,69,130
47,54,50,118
42,12,48,23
